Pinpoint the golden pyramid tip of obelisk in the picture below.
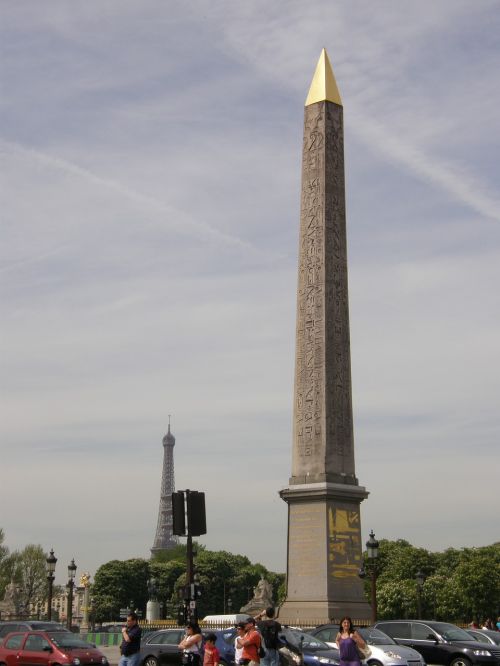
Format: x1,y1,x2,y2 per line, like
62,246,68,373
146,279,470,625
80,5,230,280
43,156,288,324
305,48,342,107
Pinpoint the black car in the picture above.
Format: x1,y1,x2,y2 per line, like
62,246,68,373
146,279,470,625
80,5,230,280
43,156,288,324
466,632,500,648
373,621,500,666
0,621,68,639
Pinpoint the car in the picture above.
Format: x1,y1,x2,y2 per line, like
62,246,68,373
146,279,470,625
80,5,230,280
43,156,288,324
277,627,340,666
373,621,500,666
139,628,186,666
0,621,68,639
309,625,426,666
0,630,109,666
466,631,500,648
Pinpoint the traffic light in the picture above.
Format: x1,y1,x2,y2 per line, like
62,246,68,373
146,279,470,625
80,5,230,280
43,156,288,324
187,491,206,536
172,491,186,535
177,603,187,625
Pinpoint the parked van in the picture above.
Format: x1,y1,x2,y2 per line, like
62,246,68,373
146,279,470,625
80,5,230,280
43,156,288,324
202,614,250,626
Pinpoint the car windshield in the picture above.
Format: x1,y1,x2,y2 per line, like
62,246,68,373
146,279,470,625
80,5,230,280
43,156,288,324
221,630,237,645
285,629,330,651
472,632,500,646
358,628,396,646
431,624,474,642
47,633,90,648
32,624,67,632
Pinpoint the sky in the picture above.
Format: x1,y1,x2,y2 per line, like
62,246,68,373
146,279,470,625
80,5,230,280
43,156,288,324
1,1,499,587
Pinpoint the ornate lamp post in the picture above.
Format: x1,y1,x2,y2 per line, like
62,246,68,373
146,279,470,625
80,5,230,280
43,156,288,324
415,569,425,619
358,530,379,623
46,549,57,621
89,596,95,631
66,559,77,630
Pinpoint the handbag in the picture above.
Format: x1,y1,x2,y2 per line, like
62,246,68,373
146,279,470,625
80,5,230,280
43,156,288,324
357,644,372,660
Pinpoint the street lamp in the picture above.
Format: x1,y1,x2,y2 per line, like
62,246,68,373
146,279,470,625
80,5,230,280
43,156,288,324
90,597,95,631
66,559,77,630
358,529,379,623
46,549,57,621
415,569,425,619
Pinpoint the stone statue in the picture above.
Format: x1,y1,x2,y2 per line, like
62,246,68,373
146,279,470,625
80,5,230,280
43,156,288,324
0,581,18,619
240,576,274,615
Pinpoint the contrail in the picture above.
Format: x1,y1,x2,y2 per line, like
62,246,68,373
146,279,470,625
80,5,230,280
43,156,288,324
350,109,500,224
0,138,258,252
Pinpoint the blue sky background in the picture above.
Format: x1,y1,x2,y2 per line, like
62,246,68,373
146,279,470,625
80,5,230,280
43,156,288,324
1,1,499,584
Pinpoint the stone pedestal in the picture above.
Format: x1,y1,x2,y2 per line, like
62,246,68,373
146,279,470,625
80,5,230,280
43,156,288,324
278,483,370,624
146,600,161,621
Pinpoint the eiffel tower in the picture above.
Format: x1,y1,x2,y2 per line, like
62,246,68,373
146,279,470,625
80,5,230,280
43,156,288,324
151,418,178,555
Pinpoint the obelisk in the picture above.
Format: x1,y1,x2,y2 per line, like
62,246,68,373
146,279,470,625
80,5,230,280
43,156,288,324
278,49,371,623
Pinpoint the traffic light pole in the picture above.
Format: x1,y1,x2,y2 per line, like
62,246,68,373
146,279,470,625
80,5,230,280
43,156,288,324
186,497,196,623
172,488,206,625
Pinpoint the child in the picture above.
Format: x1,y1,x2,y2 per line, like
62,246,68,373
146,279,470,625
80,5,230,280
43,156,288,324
203,633,220,666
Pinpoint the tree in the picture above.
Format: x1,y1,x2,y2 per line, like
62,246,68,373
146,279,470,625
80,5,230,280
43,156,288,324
3,544,49,612
92,559,150,622
149,560,185,617
151,543,205,564
0,529,11,599
367,540,500,623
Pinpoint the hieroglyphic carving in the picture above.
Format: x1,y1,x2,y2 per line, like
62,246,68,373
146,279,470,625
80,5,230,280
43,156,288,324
292,101,355,482
328,507,362,579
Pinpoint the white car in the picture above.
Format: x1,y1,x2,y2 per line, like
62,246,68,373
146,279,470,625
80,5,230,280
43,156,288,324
310,626,426,666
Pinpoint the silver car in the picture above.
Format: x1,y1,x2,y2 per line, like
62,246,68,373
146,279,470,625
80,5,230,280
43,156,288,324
310,626,426,666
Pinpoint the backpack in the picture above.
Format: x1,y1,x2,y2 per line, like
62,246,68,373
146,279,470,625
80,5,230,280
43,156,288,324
260,620,281,649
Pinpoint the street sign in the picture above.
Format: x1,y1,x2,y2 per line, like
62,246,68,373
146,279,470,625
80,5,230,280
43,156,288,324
189,601,196,609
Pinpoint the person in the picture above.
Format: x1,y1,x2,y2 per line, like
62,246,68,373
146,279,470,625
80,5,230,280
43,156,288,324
256,607,281,666
179,621,203,666
235,623,246,664
237,616,262,666
335,616,367,666
203,633,220,666
119,612,142,666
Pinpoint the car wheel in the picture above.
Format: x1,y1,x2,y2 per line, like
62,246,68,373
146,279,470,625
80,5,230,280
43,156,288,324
450,658,472,666
367,660,384,666
144,657,159,666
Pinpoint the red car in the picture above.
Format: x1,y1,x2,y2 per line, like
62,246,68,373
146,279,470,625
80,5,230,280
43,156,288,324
0,631,109,666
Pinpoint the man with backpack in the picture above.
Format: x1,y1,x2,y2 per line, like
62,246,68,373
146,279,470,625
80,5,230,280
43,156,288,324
256,607,282,666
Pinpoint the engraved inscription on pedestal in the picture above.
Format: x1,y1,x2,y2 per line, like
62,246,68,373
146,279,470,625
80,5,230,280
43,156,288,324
287,503,326,598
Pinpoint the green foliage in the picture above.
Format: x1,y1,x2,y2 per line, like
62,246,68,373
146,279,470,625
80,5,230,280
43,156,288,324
366,540,500,623
151,542,206,564
0,544,48,610
0,529,11,599
92,558,150,622
91,547,285,622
